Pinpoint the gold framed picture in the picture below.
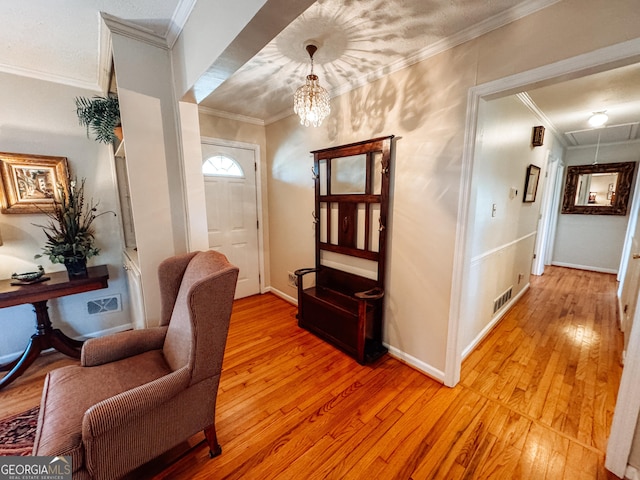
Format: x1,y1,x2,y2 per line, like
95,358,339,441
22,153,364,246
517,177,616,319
0,152,70,214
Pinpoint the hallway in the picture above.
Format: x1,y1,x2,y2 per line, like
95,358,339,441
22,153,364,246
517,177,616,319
461,265,623,476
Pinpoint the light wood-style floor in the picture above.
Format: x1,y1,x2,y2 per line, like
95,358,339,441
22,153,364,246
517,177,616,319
0,266,623,479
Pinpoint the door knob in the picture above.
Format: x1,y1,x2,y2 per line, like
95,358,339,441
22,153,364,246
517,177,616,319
633,253,640,259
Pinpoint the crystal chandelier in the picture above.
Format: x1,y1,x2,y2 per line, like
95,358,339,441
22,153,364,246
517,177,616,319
294,43,330,127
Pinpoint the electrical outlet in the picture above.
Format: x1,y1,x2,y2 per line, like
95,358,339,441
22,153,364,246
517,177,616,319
288,272,297,288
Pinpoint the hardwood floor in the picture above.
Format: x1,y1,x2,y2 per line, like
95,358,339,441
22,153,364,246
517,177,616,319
0,266,623,479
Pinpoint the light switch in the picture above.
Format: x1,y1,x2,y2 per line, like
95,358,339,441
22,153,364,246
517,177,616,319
491,203,497,217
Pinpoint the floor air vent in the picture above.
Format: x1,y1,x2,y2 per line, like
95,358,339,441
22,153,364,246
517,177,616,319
493,286,513,314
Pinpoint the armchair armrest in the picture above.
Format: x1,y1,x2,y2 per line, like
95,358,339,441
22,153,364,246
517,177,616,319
81,326,168,367
354,287,384,300
82,367,190,439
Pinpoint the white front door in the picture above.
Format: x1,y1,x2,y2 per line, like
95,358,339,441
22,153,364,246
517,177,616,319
202,142,260,299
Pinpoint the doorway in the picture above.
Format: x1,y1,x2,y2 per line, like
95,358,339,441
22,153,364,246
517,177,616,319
448,38,640,477
201,140,262,299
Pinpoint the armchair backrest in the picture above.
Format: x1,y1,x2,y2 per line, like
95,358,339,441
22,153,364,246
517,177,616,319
159,250,239,384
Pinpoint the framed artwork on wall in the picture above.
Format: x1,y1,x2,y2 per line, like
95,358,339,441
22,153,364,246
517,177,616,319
0,152,70,214
532,125,545,147
523,164,541,203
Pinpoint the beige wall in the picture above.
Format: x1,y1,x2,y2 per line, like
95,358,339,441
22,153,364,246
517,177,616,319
0,73,130,361
263,0,640,378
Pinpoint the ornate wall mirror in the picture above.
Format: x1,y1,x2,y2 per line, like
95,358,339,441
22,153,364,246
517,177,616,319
561,161,636,215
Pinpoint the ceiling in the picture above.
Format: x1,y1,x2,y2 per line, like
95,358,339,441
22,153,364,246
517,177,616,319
2,0,640,146
526,62,640,147
198,0,557,122
0,0,188,90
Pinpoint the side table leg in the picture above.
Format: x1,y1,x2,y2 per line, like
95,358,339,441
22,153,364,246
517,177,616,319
49,329,82,359
32,301,83,358
0,355,21,372
0,335,44,390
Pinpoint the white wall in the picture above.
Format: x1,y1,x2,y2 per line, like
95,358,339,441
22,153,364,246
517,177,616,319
553,143,638,273
0,73,130,361
460,95,551,355
263,0,640,379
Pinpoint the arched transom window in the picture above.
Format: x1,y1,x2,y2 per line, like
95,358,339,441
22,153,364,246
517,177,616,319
202,155,244,177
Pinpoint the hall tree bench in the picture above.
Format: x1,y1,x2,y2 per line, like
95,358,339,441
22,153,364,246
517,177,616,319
296,135,394,364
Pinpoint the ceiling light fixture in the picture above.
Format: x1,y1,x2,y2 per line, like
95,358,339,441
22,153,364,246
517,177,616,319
294,43,330,128
588,111,608,128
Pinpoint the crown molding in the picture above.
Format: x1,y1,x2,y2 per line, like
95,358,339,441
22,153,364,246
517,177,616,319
97,18,113,93
265,108,295,126
516,92,569,148
166,0,197,49
101,12,169,50
330,0,561,101
198,105,265,126
0,62,101,92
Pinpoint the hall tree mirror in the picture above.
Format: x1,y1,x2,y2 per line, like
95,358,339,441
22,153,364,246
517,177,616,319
561,161,636,215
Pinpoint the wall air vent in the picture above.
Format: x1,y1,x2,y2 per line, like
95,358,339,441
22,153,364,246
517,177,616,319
87,295,121,315
493,286,513,314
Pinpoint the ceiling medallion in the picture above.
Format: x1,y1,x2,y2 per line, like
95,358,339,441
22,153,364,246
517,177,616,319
294,43,330,127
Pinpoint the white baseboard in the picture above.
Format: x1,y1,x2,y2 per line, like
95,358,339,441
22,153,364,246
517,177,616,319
551,261,618,274
0,323,133,364
386,345,446,383
626,465,640,480
461,284,530,360
267,287,445,384
266,286,297,306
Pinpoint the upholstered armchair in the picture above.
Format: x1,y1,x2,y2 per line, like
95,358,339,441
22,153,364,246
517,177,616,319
33,250,239,480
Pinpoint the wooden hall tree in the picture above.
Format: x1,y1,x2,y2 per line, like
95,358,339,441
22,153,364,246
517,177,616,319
296,135,394,364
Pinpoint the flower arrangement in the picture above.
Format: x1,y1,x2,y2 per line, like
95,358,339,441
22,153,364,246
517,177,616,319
34,175,114,275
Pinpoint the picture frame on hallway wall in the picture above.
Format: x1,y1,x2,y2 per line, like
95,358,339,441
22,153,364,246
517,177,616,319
0,152,70,214
523,164,540,203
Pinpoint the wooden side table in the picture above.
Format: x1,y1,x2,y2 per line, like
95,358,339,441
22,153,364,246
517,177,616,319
0,265,109,390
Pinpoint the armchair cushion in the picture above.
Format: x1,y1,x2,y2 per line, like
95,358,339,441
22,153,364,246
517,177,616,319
81,326,168,367
34,350,171,472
